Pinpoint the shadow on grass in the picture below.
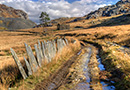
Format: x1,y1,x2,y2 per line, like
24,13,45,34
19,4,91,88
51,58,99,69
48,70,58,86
0,60,27,88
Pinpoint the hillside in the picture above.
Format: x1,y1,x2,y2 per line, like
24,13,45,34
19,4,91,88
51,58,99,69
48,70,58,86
0,17,36,30
0,4,35,30
51,0,130,26
0,4,28,19
84,0,130,19
0,0,130,90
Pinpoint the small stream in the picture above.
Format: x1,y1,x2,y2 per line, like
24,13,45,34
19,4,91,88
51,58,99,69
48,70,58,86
97,55,115,90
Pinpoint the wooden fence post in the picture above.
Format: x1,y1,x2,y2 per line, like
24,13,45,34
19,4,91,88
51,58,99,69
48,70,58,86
23,57,32,76
52,40,57,58
64,38,69,45
10,48,27,79
46,41,51,62
25,43,38,73
34,44,42,67
38,40,44,61
43,41,50,63
41,41,46,62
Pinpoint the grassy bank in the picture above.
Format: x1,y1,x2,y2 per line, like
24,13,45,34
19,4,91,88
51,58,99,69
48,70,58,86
81,39,130,90
100,44,130,90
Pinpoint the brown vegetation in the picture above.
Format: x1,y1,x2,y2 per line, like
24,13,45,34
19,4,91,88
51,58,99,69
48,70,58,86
0,14,130,89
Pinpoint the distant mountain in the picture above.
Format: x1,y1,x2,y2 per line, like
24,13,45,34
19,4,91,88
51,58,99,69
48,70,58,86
0,4,36,30
84,0,130,19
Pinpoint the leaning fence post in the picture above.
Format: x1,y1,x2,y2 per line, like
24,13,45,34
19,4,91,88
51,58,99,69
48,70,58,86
43,41,49,63
25,43,38,73
41,41,46,61
64,38,69,45
57,39,61,52
38,40,44,61
52,40,57,58
34,44,42,67
57,38,64,52
23,57,32,76
62,39,66,46
10,48,27,79
48,41,54,59
46,41,51,62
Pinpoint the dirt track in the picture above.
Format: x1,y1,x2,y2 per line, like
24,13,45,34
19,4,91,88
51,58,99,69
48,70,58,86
35,48,82,90
34,42,116,90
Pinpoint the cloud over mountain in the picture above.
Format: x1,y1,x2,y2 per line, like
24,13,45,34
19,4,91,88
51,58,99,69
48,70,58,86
0,0,117,23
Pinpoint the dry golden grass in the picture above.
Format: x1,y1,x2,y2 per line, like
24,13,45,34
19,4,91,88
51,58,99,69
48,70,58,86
100,44,130,89
8,38,81,90
0,13,130,89
103,45,130,73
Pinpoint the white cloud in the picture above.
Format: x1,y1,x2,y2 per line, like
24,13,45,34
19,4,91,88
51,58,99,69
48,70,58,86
0,0,115,23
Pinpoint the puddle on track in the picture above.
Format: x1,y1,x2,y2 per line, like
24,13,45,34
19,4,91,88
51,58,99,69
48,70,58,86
97,55,115,90
72,48,92,90
73,48,115,90
47,48,116,90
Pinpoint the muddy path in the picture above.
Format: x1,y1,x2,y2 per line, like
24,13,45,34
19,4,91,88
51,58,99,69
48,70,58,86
70,45,115,90
35,49,83,90
35,43,116,90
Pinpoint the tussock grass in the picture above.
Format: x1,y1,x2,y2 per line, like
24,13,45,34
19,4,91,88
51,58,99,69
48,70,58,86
101,45,130,90
0,38,81,90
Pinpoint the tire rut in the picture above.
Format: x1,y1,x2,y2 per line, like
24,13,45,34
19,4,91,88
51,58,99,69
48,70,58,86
34,49,82,90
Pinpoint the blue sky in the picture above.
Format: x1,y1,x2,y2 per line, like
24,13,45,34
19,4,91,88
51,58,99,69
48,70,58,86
65,0,80,3
32,0,81,3
0,0,120,23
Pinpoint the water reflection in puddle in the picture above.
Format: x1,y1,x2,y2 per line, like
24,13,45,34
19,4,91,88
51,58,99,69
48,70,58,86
97,55,105,71
72,48,92,90
97,55,115,90
101,82,115,90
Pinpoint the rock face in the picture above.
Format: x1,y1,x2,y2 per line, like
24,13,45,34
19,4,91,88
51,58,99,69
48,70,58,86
85,0,130,19
0,4,28,19
0,4,36,30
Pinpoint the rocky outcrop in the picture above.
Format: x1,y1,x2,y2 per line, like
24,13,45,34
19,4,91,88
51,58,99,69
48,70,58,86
0,4,28,19
0,4,36,30
85,0,130,19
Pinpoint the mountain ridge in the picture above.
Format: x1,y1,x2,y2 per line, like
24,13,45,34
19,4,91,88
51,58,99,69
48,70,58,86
84,0,130,19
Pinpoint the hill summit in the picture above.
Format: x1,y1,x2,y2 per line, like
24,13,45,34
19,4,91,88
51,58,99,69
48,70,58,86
84,0,130,19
